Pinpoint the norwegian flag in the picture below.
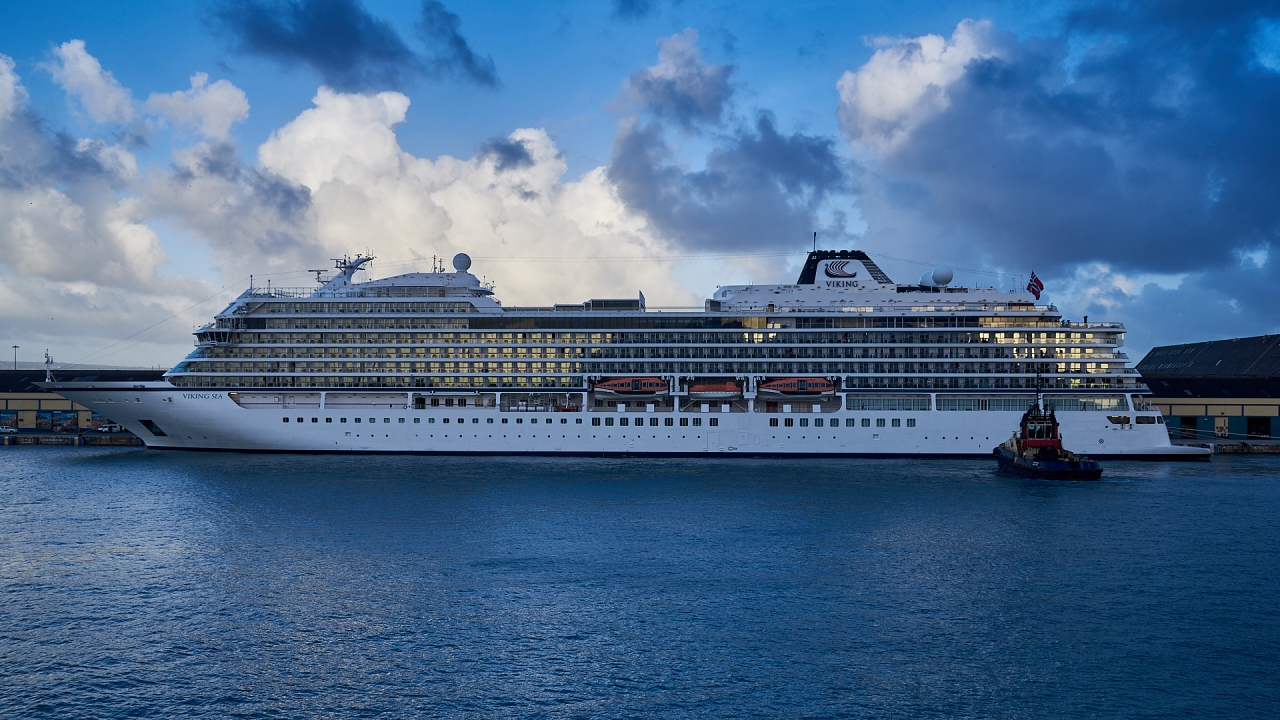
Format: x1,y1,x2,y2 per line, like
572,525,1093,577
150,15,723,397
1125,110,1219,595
1026,271,1044,300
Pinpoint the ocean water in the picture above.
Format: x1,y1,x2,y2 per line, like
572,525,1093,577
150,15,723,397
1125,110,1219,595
0,448,1277,718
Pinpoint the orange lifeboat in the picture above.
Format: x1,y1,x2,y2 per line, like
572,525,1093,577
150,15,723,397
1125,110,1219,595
756,378,835,396
592,377,669,395
687,380,743,400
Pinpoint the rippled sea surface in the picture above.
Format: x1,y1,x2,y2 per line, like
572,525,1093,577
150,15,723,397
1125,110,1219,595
1,448,1278,718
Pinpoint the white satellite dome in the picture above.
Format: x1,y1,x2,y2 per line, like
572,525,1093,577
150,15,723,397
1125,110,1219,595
930,265,953,286
452,253,472,273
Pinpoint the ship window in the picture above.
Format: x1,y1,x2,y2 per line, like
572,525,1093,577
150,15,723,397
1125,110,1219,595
445,399,454,407
459,399,467,407
799,419,808,427
458,418,464,424
770,418,779,427
473,418,479,424
605,418,614,426
892,418,901,427
530,418,537,424
861,418,870,427
326,418,332,423
846,418,855,427
414,418,420,423
709,418,718,427
429,418,435,423
877,418,886,427
311,418,317,423
296,417,303,423
619,418,629,426
501,418,508,424
369,418,375,424
693,418,702,427
1136,416,1155,424
784,418,794,427
431,398,439,407
341,418,347,423
592,417,601,426
650,418,659,427
516,418,522,424
283,417,289,423
665,418,673,427
1157,416,1164,424
576,418,582,424
680,418,689,426
444,418,450,423
907,418,916,427
814,419,823,427
398,418,405,423
383,418,390,423
355,418,361,423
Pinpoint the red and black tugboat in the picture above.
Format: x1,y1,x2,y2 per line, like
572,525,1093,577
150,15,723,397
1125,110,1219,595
993,396,1103,481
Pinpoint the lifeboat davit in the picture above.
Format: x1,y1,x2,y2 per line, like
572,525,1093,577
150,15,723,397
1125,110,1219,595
756,378,835,396
687,380,743,400
592,377,669,396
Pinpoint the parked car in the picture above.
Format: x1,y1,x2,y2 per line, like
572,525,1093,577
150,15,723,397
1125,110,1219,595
0,426,17,434
96,424,124,433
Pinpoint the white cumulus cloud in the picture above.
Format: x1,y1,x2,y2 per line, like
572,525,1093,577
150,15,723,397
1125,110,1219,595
0,54,27,119
837,19,1004,153
146,72,250,139
46,39,137,123
249,87,692,306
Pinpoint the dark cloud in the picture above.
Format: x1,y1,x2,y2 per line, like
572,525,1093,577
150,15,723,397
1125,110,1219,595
479,137,534,171
0,109,125,190
206,0,497,91
609,113,852,250
416,1,498,87
847,4,1280,280
152,140,315,263
627,29,732,129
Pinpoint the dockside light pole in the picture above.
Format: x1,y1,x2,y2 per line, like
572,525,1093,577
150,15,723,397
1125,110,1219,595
11,345,16,370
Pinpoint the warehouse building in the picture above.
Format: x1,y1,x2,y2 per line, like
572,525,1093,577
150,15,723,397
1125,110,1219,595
0,370,165,431
1137,335,1280,441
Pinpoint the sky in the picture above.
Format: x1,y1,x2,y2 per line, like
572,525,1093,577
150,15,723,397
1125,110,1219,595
2,0,1280,368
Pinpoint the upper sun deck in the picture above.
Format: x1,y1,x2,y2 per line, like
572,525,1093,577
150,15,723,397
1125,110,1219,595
708,250,1041,313
206,249,1079,325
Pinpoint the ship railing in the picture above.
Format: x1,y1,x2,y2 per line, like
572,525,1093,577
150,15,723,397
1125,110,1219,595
246,287,476,300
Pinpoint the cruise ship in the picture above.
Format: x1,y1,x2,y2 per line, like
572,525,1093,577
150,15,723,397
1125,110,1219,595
44,251,1208,458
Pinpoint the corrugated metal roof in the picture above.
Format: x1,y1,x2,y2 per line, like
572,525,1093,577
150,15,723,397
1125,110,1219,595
1137,335,1280,379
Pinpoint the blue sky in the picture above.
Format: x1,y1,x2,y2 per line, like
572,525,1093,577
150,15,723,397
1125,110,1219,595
2,0,1279,367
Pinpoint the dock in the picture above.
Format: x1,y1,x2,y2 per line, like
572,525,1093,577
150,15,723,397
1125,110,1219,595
2,433,144,446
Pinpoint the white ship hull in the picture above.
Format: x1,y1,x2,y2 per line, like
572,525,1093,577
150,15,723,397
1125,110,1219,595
47,383,1209,459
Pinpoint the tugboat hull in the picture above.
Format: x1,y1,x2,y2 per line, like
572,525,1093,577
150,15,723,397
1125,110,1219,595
993,447,1103,481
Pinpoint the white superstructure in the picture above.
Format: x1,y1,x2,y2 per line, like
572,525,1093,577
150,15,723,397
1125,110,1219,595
44,251,1207,458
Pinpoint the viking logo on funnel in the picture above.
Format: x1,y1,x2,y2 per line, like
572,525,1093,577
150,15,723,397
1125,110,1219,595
823,260,858,278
